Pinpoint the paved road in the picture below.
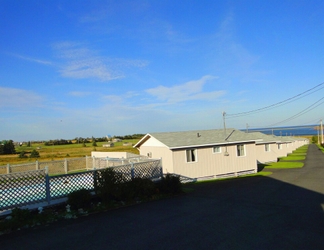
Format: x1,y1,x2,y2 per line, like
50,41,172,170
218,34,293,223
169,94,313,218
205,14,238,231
1,144,324,249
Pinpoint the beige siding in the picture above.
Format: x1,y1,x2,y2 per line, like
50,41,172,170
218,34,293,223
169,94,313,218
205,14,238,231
139,145,174,173
255,143,278,163
275,143,287,158
171,142,257,179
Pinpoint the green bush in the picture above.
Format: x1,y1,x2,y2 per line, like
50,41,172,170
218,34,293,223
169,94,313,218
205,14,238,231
8,208,33,229
95,168,127,202
18,151,28,158
156,174,182,195
67,189,92,210
126,177,156,200
30,149,40,158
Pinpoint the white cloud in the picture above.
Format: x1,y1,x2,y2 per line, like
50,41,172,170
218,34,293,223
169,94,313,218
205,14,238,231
53,42,147,82
68,91,92,97
145,75,224,104
10,53,52,65
0,87,43,108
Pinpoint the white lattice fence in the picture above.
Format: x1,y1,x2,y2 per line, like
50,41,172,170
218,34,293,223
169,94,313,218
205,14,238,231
0,170,47,210
132,160,162,179
0,165,8,175
66,158,87,172
50,172,95,199
0,158,163,211
38,160,65,175
9,163,37,173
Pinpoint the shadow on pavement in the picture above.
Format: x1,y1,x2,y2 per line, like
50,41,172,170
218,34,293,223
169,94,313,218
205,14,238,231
1,173,323,250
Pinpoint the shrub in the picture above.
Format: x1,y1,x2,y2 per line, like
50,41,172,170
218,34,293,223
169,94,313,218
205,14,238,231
156,174,182,195
18,151,28,158
67,189,92,210
126,177,156,200
30,149,40,158
9,208,33,229
95,168,127,202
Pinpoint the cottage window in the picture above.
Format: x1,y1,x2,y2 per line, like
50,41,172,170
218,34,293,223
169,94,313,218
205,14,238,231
213,146,221,153
265,144,270,152
237,144,245,157
278,144,282,149
186,149,197,162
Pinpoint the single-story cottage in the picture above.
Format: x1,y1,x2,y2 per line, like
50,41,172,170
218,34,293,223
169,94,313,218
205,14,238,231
134,128,261,180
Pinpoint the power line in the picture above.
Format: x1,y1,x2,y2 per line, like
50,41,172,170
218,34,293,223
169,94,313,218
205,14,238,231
226,81,324,118
267,97,324,127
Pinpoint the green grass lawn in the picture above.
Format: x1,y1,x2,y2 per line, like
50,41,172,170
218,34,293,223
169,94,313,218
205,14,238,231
263,161,304,169
279,155,306,161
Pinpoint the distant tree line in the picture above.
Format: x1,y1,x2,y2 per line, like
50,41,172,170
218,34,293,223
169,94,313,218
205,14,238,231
0,134,145,155
114,134,145,140
44,139,73,146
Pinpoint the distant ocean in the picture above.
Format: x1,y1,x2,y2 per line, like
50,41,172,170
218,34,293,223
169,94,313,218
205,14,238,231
243,125,319,136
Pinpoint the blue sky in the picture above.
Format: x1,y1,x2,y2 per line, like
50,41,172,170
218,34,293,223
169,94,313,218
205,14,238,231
1,0,324,141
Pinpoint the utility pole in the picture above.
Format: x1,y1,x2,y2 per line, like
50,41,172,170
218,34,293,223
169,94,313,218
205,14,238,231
222,112,227,139
222,111,229,156
321,120,323,145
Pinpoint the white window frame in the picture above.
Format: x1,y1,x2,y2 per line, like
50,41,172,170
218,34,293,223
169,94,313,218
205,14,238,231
213,146,222,153
278,144,282,150
237,144,245,157
265,144,270,152
186,149,197,162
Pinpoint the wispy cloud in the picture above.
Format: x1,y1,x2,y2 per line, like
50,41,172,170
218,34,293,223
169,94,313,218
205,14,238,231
68,91,92,97
146,75,224,104
0,87,43,108
208,12,268,83
53,42,148,82
10,53,52,65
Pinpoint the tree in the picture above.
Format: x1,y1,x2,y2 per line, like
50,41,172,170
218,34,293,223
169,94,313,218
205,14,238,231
92,137,97,147
1,140,16,155
30,149,40,158
311,135,318,144
18,151,28,158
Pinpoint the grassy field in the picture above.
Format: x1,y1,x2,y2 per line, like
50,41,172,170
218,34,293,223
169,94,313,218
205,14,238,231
0,139,140,166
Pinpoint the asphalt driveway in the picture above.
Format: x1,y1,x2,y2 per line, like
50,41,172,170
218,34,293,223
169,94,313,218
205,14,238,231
1,144,324,249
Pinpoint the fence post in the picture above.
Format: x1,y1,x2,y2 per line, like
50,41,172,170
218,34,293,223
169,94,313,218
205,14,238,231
92,156,96,170
93,169,97,193
36,160,39,170
159,158,163,178
106,157,109,168
45,166,51,204
6,163,10,174
64,158,68,174
131,162,135,179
